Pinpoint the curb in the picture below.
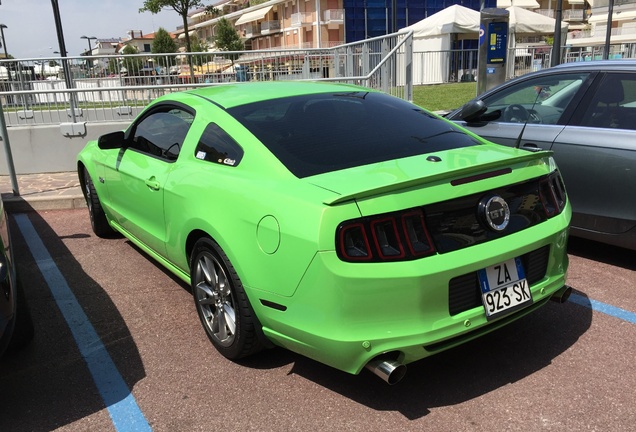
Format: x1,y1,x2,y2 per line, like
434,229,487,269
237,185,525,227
3,194,87,213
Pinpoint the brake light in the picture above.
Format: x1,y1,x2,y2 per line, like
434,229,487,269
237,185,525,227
402,211,435,256
339,222,372,261
371,217,405,259
337,209,436,262
539,171,567,217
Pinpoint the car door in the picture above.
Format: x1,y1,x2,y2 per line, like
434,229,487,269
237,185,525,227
550,72,636,236
453,72,592,152
103,105,194,256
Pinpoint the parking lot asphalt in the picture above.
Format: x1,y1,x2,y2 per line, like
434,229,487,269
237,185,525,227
0,190,634,431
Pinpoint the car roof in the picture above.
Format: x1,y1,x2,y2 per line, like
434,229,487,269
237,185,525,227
464,59,636,104
550,59,636,72
162,81,372,109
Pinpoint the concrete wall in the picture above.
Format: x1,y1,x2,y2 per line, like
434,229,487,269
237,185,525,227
0,122,127,175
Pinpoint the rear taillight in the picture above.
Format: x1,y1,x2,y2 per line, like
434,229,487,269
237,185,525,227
337,209,436,262
340,222,372,261
539,171,567,218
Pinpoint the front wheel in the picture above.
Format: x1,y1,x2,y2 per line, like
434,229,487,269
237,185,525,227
190,238,263,360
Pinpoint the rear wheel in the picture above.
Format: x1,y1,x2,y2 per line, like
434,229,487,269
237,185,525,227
191,238,263,360
82,167,115,238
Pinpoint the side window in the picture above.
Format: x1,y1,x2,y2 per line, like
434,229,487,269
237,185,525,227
481,73,589,125
195,123,244,167
580,73,636,130
131,107,194,160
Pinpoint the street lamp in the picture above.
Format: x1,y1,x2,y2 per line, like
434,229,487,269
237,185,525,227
0,24,8,59
81,35,96,56
81,35,96,74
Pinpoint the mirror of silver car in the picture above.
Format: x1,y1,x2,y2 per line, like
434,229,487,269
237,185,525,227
98,131,126,150
459,100,502,124
458,100,487,122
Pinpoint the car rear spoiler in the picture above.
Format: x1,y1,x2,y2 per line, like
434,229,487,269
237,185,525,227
318,151,552,206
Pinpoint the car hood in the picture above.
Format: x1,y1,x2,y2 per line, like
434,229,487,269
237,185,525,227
305,144,550,206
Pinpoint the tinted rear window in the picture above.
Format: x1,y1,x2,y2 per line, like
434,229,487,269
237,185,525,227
228,91,480,178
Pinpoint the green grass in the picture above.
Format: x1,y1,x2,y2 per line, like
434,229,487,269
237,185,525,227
412,82,477,113
5,82,477,114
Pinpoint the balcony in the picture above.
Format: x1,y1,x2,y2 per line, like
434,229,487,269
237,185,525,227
567,22,636,46
590,0,636,7
324,9,344,29
593,25,636,37
291,12,313,27
244,23,261,38
261,20,281,34
535,9,554,18
563,9,586,21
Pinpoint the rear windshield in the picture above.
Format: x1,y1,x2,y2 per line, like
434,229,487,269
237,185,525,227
228,91,480,178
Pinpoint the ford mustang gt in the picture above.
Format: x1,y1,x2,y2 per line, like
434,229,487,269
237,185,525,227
77,81,571,384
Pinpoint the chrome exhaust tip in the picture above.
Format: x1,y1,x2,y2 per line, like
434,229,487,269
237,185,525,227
365,358,407,385
551,285,573,304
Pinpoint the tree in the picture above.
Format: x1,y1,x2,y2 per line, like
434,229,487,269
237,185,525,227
121,44,144,76
152,27,178,68
213,18,244,65
140,0,204,55
140,1,216,80
190,36,212,68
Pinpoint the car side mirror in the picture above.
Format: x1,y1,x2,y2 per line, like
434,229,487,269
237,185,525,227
458,100,488,122
98,131,125,150
458,100,503,123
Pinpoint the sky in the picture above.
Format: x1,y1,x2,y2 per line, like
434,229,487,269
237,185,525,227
0,0,185,59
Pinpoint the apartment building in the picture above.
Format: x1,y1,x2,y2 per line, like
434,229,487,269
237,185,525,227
183,0,504,51
567,0,636,52
177,0,636,61
184,0,344,50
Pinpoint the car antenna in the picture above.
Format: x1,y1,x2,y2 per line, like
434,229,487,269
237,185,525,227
514,86,546,149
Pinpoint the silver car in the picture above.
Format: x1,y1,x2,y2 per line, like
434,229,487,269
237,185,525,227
447,60,636,251
0,198,33,357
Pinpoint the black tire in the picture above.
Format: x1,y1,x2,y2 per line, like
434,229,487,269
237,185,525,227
7,278,34,351
82,167,116,238
190,238,263,360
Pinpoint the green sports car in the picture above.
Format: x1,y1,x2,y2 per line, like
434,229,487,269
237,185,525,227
77,81,571,384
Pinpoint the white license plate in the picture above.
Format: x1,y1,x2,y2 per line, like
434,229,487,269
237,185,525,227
478,257,532,320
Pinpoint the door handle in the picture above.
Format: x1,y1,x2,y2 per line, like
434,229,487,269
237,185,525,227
520,143,543,152
145,177,160,191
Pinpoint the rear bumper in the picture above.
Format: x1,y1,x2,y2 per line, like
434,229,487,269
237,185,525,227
253,214,570,375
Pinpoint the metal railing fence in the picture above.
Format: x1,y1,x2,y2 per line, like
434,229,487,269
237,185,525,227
3,36,636,127
411,46,553,85
0,32,412,127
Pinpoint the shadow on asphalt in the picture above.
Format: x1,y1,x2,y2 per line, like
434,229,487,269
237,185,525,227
120,228,598,421
69,223,595,422
0,208,147,431
567,236,636,271
239,294,593,420
121,228,595,421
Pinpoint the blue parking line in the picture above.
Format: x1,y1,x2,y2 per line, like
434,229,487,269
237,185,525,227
569,293,636,325
14,214,151,432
